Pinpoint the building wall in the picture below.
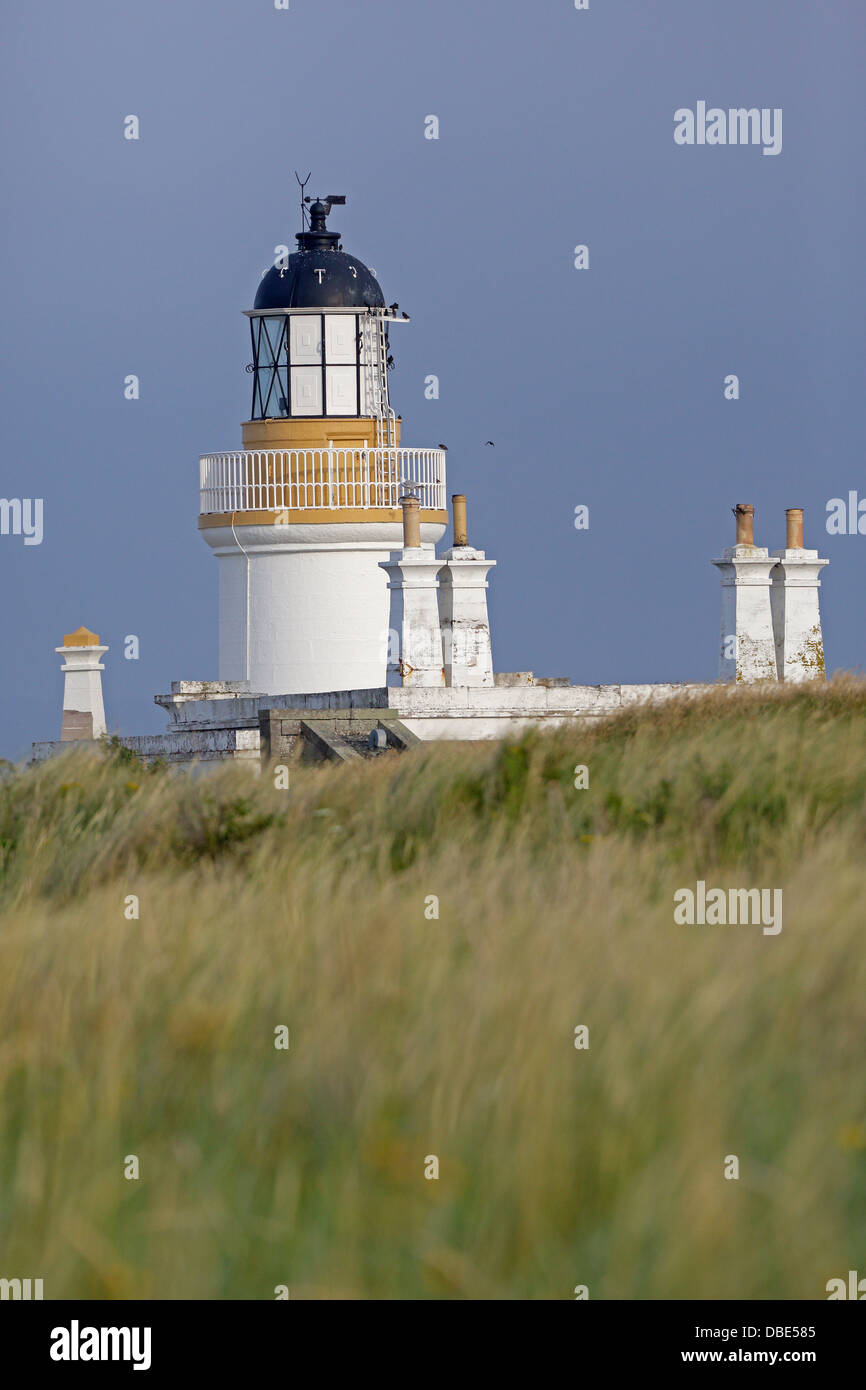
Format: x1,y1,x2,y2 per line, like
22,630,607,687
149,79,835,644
202,521,446,694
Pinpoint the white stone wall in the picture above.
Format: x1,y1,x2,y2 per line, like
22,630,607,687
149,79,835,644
156,680,708,734
437,546,495,687
201,519,445,695
37,681,714,766
770,549,828,681
713,547,778,682
32,727,261,766
379,548,445,687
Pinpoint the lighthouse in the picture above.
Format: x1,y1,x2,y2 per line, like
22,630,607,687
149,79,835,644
42,196,840,769
198,194,448,695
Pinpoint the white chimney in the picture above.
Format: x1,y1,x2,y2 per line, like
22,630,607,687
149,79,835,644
712,504,778,682
437,494,495,687
56,627,109,740
379,496,445,687
770,508,828,681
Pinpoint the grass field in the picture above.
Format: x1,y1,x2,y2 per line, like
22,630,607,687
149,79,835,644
1,679,865,1300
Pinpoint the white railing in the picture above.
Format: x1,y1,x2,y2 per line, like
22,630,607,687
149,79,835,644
199,447,447,515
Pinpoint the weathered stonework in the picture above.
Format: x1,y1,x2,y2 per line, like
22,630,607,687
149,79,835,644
712,546,778,683
379,547,445,687
769,548,829,682
437,545,496,687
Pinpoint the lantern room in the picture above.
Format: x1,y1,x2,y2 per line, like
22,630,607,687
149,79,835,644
247,197,397,423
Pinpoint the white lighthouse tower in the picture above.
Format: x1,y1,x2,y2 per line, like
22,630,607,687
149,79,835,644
198,194,448,695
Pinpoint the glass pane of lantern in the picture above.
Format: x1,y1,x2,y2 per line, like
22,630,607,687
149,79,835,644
254,369,271,418
290,314,323,365
263,366,289,418
254,317,282,370
325,365,358,416
325,314,357,365
291,366,323,416
262,317,285,366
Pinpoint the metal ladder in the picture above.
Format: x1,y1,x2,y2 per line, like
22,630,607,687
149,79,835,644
362,310,397,449
361,310,399,505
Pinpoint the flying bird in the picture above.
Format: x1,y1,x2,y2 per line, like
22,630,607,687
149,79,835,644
484,440,495,447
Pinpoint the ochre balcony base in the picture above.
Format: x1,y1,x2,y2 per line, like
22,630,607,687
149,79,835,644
241,417,402,451
198,508,448,529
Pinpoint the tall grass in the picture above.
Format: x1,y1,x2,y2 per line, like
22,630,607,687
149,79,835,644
1,679,865,1299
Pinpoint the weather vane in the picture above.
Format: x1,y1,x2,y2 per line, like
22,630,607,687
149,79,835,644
294,173,347,231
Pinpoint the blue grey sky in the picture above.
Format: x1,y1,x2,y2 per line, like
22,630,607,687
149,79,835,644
2,0,864,759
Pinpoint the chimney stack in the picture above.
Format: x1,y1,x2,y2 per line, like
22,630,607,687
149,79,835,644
712,505,777,682
770,508,828,681
437,494,496,687
400,493,421,549
785,507,804,550
452,494,468,547
379,498,445,687
734,503,755,547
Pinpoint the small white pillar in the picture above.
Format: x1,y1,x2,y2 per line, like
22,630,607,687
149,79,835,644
770,508,828,681
56,626,109,740
379,496,445,687
712,504,777,683
437,495,495,687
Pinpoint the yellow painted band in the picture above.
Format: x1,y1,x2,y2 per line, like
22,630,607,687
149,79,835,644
241,417,403,450
198,509,448,529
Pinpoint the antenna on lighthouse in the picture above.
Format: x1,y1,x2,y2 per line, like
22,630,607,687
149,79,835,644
294,169,312,229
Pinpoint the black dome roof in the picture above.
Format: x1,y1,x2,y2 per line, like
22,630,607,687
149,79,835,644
254,199,385,311
255,250,384,310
